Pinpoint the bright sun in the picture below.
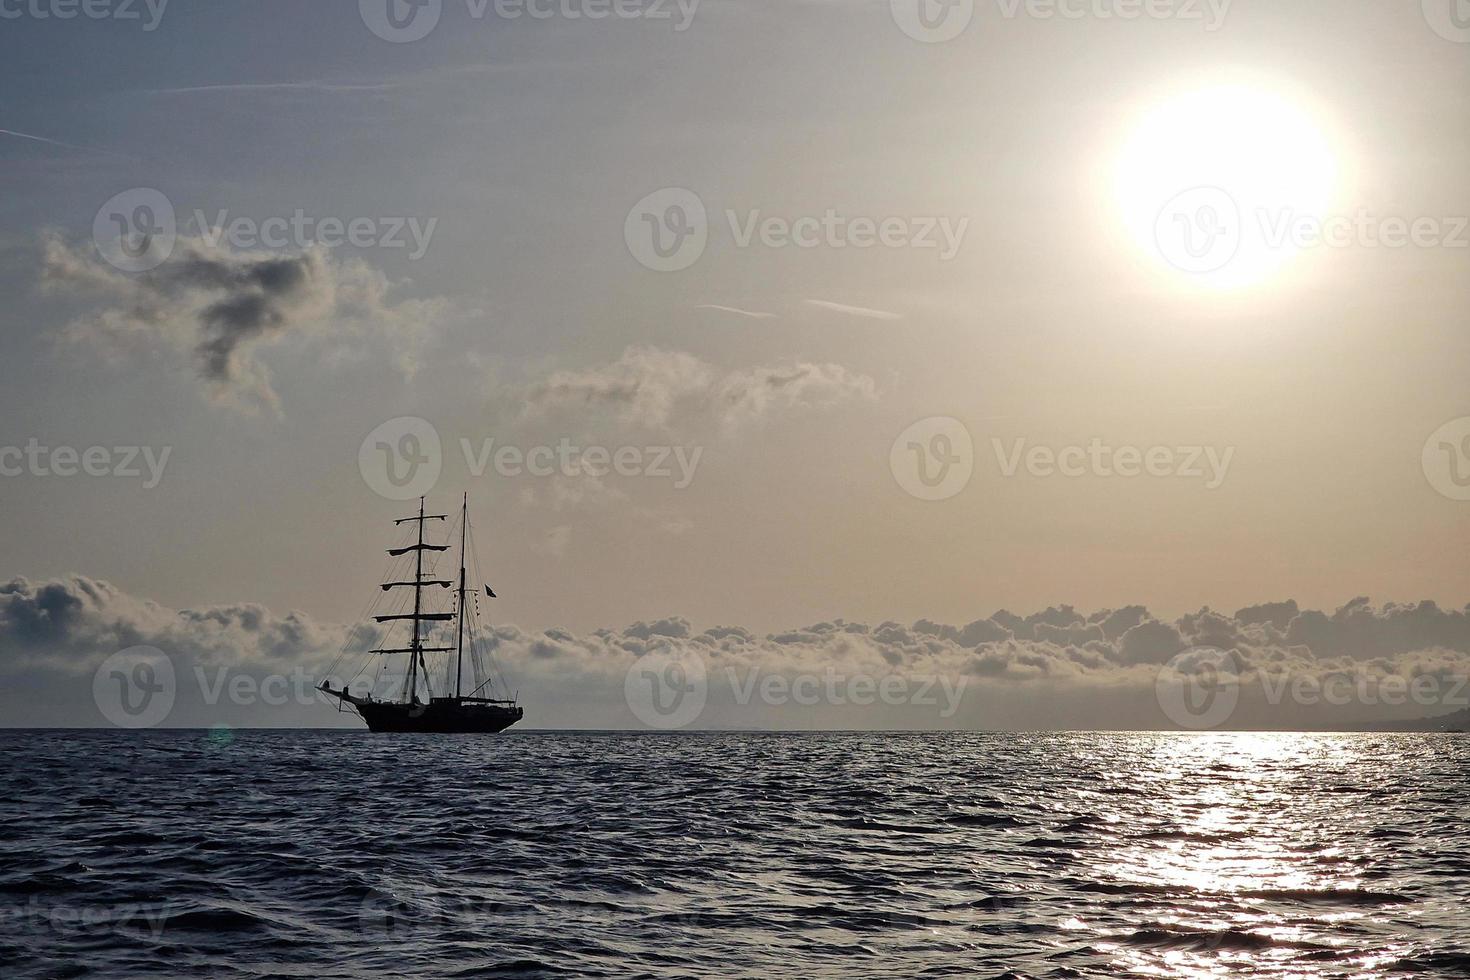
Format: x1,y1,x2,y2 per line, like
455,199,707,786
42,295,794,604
1113,82,1341,290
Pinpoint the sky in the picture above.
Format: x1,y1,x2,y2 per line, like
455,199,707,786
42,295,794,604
2,0,1469,728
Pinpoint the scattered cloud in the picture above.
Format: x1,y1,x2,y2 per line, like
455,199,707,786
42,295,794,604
520,346,876,433
548,475,627,511
40,234,455,415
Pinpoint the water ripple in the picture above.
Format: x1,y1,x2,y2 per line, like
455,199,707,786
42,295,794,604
1,730,1466,978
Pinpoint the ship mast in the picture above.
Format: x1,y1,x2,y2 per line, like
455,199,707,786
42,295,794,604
454,492,468,701
408,496,426,703
374,497,450,705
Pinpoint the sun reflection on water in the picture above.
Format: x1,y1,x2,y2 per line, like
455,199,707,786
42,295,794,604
1090,733,1398,977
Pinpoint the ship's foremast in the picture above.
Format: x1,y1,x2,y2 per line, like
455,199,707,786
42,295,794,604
375,497,450,705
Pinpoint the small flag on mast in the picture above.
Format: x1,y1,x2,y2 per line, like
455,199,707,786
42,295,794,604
485,586,497,598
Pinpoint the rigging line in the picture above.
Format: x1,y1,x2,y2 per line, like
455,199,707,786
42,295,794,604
349,535,426,698
466,516,513,698
324,523,415,677
463,516,487,693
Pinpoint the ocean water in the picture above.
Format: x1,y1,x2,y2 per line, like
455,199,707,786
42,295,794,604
2,730,1467,979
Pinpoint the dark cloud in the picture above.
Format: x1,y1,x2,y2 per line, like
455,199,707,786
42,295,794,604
190,251,316,382
40,234,451,414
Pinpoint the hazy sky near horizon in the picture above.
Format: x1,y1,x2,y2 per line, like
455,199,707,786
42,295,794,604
2,0,1469,651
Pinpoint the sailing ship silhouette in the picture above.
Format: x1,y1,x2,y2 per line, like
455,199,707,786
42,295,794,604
319,494,523,733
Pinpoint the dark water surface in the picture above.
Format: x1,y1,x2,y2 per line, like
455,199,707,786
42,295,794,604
2,730,1467,978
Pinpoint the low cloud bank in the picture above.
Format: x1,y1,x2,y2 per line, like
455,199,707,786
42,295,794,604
2,576,1468,730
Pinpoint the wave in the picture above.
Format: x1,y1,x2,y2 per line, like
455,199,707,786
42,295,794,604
1119,925,1335,954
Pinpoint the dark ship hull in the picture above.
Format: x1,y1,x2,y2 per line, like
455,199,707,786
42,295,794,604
322,687,522,733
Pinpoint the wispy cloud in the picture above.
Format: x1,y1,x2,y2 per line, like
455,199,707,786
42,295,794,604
695,304,776,320
0,127,133,160
519,346,877,433
139,61,538,100
141,79,408,97
804,299,902,321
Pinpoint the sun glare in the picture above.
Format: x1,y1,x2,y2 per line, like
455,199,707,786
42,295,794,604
1113,82,1341,290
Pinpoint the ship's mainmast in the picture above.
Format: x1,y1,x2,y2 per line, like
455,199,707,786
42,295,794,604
455,492,468,701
